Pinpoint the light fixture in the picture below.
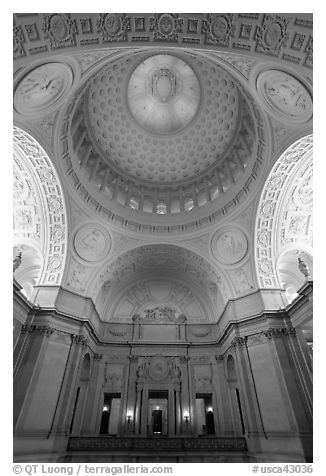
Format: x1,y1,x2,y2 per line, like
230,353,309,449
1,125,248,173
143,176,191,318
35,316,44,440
183,411,189,423
127,413,132,423
103,406,108,412
207,407,213,413
156,406,160,410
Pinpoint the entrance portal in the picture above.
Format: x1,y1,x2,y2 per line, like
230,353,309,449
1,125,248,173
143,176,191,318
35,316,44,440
148,391,168,435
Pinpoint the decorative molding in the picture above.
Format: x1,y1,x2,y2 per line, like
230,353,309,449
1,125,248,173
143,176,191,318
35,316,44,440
71,334,87,346
230,336,247,347
21,324,54,337
264,327,297,340
13,14,313,72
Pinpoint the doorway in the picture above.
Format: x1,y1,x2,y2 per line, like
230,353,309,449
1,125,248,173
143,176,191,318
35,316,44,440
195,393,216,435
99,393,121,435
148,390,168,435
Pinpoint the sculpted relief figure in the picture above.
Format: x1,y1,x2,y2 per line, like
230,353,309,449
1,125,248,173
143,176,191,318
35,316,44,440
81,230,102,251
219,232,242,258
267,79,306,111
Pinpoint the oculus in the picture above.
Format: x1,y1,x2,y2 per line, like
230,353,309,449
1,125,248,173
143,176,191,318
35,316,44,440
127,54,201,134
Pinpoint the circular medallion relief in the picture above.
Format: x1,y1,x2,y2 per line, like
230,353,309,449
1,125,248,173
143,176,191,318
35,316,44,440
212,228,248,265
257,70,312,124
14,62,73,116
127,54,201,134
74,224,111,263
149,356,170,381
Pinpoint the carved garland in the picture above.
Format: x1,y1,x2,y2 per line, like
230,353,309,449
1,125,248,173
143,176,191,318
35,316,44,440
13,127,68,285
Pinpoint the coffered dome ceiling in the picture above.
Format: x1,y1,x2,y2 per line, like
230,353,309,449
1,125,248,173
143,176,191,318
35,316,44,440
86,53,239,183
61,48,263,231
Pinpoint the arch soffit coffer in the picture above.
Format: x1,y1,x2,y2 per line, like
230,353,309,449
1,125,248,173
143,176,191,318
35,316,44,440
254,134,313,289
13,126,68,286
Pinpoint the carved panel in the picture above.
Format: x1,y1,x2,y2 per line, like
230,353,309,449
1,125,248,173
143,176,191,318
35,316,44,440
149,14,183,42
42,14,77,49
202,14,235,46
97,14,131,42
254,14,290,56
136,356,181,382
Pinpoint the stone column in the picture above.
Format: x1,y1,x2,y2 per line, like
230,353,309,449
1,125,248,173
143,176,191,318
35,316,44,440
140,385,149,435
124,355,138,434
213,355,234,435
134,382,143,435
168,387,175,435
231,336,266,439
263,327,313,460
175,383,182,435
14,324,55,430
52,335,88,437
80,353,103,434
186,356,195,435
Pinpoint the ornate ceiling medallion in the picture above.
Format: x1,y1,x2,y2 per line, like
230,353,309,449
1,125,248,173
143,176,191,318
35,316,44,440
127,54,201,134
14,62,73,116
256,69,312,124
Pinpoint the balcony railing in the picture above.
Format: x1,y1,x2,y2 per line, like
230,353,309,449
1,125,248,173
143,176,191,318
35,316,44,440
68,436,247,452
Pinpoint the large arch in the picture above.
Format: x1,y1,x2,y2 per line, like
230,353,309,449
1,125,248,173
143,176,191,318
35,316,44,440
13,126,68,288
82,243,234,323
254,134,312,292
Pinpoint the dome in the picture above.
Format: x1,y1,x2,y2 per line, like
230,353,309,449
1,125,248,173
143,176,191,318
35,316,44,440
62,48,264,231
